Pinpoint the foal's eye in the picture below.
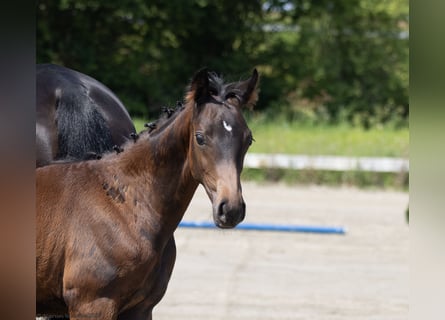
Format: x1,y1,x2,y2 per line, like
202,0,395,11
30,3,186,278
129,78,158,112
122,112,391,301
195,133,205,146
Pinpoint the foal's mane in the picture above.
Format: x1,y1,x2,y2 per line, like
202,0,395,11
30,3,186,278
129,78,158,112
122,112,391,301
144,101,186,137
139,71,226,138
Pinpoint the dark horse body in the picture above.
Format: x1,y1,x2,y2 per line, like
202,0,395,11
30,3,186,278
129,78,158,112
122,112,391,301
36,69,259,319
36,64,135,167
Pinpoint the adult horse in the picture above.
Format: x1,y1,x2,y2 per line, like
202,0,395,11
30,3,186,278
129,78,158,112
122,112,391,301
36,68,259,319
36,63,136,167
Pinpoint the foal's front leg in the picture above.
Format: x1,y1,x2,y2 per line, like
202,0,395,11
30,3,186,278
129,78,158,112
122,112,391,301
118,237,177,320
66,296,118,320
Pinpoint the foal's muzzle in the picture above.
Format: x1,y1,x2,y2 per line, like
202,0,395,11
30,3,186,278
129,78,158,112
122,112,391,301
213,199,246,228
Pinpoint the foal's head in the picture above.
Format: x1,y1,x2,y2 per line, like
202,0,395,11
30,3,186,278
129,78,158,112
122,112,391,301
186,68,259,228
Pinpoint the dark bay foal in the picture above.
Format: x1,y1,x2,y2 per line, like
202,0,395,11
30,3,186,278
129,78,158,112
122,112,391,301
36,68,259,319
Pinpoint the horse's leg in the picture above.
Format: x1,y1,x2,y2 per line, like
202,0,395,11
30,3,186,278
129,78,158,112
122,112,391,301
118,237,177,320
67,297,118,320
117,308,153,320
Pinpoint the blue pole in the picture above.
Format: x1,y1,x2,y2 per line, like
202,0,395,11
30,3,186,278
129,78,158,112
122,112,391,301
178,220,346,235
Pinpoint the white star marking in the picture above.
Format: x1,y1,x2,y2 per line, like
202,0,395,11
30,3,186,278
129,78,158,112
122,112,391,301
223,120,233,132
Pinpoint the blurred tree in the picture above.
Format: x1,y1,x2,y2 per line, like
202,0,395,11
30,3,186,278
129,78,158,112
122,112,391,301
259,0,408,126
37,0,263,117
37,0,408,126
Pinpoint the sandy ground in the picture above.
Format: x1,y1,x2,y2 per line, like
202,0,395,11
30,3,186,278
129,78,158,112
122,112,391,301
153,182,409,320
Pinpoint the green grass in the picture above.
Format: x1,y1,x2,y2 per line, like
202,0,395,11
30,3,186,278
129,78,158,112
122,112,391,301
241,168,408,190
134,117,409,158
247,119,409,158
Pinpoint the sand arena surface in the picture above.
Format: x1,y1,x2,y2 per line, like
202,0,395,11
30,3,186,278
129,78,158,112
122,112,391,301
154,182,409,320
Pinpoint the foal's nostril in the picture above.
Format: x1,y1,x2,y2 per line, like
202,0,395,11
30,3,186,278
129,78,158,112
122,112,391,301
217,201,227,221
215,199,245,227
240,201,246,221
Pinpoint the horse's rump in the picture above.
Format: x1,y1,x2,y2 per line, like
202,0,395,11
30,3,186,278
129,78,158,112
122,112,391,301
36,64,135,166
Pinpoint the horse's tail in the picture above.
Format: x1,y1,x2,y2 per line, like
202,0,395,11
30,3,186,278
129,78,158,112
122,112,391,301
55,87,114,160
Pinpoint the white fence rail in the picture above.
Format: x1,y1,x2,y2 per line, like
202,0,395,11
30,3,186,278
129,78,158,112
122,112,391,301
244,153,409,173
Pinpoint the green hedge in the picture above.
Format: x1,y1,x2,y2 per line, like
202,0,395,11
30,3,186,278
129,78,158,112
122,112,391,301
37,0,408,127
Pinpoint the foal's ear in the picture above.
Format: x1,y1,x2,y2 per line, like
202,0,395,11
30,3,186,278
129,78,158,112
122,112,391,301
237,68,259,109
185,68,210,107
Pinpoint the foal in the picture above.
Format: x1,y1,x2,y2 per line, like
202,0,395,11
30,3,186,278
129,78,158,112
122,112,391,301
36,68,259,319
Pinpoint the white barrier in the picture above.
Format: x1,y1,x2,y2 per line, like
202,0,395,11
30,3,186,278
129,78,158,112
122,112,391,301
244,153,409,173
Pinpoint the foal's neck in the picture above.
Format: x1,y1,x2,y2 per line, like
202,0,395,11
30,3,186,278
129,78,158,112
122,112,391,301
111,106,198,234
